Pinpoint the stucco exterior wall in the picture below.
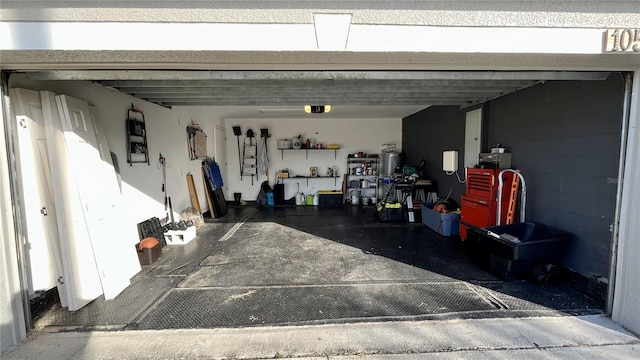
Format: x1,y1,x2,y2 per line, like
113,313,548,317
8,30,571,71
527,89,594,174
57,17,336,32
1,1,639,27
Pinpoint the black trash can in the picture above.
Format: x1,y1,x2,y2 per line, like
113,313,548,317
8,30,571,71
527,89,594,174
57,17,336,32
273,183,285,205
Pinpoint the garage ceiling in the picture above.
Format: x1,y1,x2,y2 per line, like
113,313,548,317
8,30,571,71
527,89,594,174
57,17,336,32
25,70,610,116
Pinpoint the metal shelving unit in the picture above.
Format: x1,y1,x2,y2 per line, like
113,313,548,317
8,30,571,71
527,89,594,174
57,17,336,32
345,157,379,204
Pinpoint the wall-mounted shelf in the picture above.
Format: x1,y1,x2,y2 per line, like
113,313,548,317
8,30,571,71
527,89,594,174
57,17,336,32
280,176,340,186
279,148,339,159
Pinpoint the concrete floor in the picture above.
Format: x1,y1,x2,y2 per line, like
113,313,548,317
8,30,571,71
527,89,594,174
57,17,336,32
6,205,639,359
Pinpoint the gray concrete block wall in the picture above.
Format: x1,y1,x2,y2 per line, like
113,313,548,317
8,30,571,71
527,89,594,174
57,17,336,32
402,73,625,280
487,74,624,279
402,105,468,204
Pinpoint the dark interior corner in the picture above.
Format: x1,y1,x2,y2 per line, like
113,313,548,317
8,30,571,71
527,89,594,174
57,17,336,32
402,105,467,203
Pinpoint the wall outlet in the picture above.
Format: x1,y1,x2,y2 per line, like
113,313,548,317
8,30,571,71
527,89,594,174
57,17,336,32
443,150,458,172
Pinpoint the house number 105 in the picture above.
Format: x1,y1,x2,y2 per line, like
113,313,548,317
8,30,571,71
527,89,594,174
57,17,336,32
605,28,640,52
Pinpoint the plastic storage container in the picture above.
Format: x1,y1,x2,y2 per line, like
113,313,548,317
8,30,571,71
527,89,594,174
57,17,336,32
466,222,572,280
136,241,162,265
318,190,343,205
378,204,404,222
421,205,460,236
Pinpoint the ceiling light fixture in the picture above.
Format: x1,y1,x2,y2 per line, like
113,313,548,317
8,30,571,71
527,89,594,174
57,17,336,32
304,105,331,114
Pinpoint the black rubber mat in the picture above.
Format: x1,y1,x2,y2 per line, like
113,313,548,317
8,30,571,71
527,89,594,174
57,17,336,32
34,277,178,328
480,281,604,313
35,206,604,330
135,283,495,329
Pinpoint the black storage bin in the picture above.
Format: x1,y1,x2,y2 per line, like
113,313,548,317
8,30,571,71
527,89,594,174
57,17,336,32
467,222,572,280
274,183,285,205
318,191,343,206
138,217,166,247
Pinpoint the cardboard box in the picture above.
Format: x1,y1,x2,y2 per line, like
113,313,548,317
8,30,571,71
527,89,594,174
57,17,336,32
136,241,162,265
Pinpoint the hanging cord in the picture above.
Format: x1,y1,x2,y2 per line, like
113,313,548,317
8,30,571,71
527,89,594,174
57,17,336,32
445,170,466,183
158,153,172,211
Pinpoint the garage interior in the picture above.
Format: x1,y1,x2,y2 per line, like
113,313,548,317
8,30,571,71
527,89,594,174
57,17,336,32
6,69,624,331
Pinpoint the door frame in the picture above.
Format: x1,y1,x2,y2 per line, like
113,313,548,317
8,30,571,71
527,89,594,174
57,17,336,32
2,66,640,337
0,72,30,345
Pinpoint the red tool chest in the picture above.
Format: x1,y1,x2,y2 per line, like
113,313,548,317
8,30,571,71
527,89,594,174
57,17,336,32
460,168,515,239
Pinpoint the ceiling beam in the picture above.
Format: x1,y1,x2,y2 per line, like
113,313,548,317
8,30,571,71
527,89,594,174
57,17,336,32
26,70,611,81
145,98,478,106
131,92,503,100
119,85,524,94
98,79,541,88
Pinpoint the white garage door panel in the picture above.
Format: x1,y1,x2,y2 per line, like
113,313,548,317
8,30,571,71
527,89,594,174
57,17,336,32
9,88,64,302
41,90,102,310
55,94,140,300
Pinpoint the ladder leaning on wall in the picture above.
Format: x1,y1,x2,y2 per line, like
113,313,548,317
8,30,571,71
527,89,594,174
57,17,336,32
241,129,257,185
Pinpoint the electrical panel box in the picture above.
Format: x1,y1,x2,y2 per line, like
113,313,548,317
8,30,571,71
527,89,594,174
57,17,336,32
443,151,458,172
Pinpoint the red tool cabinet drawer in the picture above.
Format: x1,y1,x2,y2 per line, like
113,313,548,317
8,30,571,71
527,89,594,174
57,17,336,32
465,168,496,199
460,195,492,239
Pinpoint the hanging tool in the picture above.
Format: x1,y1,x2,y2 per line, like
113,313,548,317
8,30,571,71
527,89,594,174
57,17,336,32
233,126,242,178
259,128,270,181
159,153,176,230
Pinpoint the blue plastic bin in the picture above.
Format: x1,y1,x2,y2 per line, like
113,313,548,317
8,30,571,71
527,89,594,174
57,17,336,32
421,205,460,236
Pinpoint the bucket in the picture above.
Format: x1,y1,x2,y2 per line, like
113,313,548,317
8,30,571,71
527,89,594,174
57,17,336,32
350,190,360,205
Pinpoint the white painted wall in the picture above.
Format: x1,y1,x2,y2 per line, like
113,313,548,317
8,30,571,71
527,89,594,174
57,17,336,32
8,75,219,222
224,117,402,201
612,69,640,335
7,75,403,210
